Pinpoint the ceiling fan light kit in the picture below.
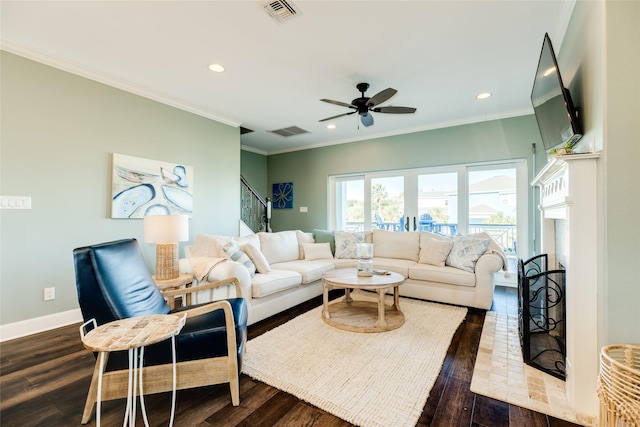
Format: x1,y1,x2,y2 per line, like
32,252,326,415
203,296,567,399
319,82,417,127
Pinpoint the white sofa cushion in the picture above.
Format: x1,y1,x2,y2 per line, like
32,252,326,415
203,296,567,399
251,269,302,298
332,258,358,269
408,263,476,287
372,230,420,262
371,257,418,278
258,230,299,264
271,260,335,284
302,243,334,261
334,231,365,258
419,232,454,267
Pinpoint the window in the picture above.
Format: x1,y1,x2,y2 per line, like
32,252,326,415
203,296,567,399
329,160,528,262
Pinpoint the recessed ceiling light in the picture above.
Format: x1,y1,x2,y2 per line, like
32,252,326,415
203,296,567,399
208,64,225,73
476,92,492,100
326,124,336,130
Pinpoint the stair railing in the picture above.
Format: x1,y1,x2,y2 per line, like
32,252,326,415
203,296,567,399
241,176,271,233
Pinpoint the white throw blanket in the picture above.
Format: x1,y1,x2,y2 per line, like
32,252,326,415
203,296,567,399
190,256,227,281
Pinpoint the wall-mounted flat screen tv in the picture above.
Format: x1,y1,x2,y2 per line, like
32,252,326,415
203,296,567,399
531,33,582,152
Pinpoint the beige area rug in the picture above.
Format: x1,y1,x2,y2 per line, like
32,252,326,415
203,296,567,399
470,311,597,426
242,291,467,427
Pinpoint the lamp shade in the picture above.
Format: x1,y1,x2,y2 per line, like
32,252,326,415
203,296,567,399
143,214,189,243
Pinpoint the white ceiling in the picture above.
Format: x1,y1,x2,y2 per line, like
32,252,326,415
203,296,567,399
1,1,575,155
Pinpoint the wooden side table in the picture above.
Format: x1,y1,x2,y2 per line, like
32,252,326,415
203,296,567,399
80,314,186,427
153,273,194,309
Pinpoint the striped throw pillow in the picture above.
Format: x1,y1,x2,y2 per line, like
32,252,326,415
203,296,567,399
223,243,256,277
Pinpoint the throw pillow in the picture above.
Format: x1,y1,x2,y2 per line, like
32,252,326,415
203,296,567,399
232,234,260,250
296,230,315,259
334,231,365,259
445,235,490,273
223,243,256,277
312,229,335,255
243,244,271,274
302,242,334,261
419,233,454,267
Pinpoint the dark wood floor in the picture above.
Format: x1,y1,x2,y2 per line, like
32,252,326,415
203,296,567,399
0,286,583,426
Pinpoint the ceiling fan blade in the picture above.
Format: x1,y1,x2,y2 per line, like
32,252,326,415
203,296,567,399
318,111,357,122
366,88,397,107
320,99,355,109
373,106,417,114
360,112,374,127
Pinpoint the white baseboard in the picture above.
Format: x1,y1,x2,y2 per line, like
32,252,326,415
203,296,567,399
0,309,83,342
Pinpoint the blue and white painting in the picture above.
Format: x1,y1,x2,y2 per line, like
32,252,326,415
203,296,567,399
272,182,293,209
111,153,194,218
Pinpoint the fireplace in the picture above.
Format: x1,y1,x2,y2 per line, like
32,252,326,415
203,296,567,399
531,153,600,416
518,253,566,380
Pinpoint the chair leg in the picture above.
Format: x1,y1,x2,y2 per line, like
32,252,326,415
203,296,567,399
229,367,240,406
81,353,109,424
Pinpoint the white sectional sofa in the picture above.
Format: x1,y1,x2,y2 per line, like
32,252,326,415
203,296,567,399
179,229,506,326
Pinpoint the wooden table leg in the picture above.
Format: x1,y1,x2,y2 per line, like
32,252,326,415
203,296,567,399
374,288,387,329
166,294,176,310
344,287,352,303
185,281,192,306
393,285,401,311
322,281,330,319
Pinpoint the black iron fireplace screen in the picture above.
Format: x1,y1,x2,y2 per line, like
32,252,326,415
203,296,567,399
518,254,566,380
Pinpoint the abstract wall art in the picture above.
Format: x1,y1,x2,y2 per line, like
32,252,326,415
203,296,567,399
272,182,294,209
111,153,194,218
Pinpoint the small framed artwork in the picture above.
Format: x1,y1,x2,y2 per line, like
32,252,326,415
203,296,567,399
272,182,294,209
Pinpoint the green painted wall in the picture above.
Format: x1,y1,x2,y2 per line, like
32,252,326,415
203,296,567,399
267,115,546,253
602,1,640,344
0,51,241,325
241,150,268,198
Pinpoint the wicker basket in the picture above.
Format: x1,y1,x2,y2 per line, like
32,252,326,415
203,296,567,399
598,344,640,427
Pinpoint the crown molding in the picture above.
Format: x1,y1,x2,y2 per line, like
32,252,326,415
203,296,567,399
1,41,241,128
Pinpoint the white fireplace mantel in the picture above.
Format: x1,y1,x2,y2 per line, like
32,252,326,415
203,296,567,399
531,153,600,418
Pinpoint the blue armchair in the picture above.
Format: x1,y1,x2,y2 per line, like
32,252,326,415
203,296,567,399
73,239,247,424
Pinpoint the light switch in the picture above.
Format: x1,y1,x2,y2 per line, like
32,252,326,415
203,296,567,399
0,196,32,209
300,206,308,213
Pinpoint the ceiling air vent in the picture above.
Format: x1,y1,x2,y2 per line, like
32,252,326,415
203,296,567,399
263,0,301,23
268,126,309,137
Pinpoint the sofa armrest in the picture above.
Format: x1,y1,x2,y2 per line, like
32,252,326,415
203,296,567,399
474,252,504,276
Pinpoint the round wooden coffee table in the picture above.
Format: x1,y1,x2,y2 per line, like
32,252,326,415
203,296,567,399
322,268,405,332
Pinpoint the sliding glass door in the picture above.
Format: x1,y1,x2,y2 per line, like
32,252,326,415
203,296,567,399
330,159,527,263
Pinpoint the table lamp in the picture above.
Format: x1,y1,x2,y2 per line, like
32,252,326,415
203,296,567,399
143,214,189,280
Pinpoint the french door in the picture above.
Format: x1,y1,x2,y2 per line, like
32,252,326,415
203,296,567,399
329,160,527,259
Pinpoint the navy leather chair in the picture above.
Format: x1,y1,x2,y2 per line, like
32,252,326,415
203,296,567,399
73,238,247,424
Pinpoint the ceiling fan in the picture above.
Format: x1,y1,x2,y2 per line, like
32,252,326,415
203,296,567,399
319,82,417,127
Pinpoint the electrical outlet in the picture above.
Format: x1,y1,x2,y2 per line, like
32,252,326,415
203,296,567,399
44,287,55,301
